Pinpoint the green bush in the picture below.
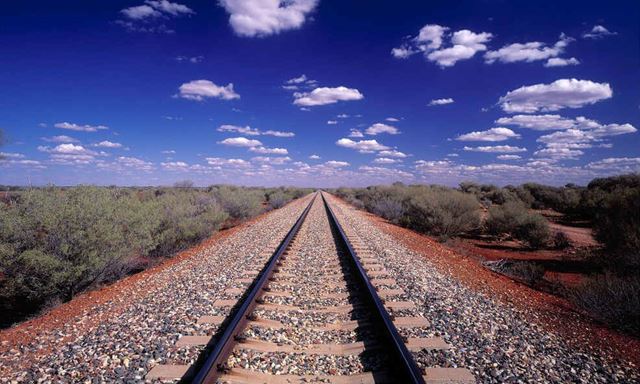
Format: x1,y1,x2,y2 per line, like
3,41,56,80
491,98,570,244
569,274,640,336
486,202,550,248
212,185,264,220
401,186,481,239
591,187,640,269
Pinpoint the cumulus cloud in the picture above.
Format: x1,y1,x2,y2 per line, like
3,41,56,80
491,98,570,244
428,98,454,106
249,146,288,154
178,80,240,101
456,127,520,142
336,138,390,153
263,130,295,137
41,135,79,143
324,160,350,168
373,157,401,164
251,156,291,165
0,152,25,159
218,137,263,147
463,145,527,153
392,25,492,67
121,0,193,19
219,0,318,37
587,157,640,171
93,140,123,148
117,156,154,171
293,86,364,107
534,146,583,160
378,149,408,158
484,34,575,65
206,157,250,168
55,122,108,132
38,143,97,155
309,154,321,160
583,25,617,39
348,129,364,138
498,79,612,113
544,57,580,67
218,124,260,136
385,117,400,122
327,120,338,125
497,155,521,160
496,114,577,130
364,123,399,135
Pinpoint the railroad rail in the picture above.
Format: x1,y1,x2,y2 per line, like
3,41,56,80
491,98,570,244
147,191,474,383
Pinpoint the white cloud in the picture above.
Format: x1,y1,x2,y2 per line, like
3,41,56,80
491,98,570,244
121,4,161,19
337,114,349,118
427,29,493,67
583,25,617,39
534,147,583,160
41,135,79,143
359,166,413,179
348,129,364,138
428,98,454,106
544,57,580,67
416,24,448,50
324,160,349,168
218,124,294,137
161,161,190,171
373,157,401,164
293,86,364,107
0,152,25,159
263,130,295,137
206,157,250,168
378,149,407,158
587,157,640,171
391,46,417,59
336,138,389,153
219,0,318,37
497,154,521,160
249,146,288,154
218,137,263,147
327,120,338,125
484,34,574,65
117,156,154,171
162,149,176,154
364,123,399,135
178,80,240,101
218,124,260,135
456,127,520,142
38,143,97,155
122,1,193,19
498,79,612,113
55,122,108,132
463,145,527,153
93,140,123,148
385,117,400,122
251,156,291,165
287,74,308,84
496,114,578,130
309,154,321,160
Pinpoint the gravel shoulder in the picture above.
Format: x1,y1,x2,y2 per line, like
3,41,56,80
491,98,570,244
326,194,639,383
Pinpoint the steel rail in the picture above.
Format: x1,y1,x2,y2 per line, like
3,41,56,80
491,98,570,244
321,192,426,384
191,192,317,384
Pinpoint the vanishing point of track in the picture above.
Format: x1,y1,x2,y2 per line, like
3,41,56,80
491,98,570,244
147,192,475,383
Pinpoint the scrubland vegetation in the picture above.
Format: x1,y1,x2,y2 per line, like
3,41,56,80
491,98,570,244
334,174,640,336
0,184,311,326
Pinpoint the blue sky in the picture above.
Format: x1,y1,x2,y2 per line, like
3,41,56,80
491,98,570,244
0,0,638,187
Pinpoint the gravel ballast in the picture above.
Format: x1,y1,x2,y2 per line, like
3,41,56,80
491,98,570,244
324,193,639,383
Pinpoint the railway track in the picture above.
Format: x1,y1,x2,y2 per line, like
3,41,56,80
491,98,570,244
147,192,474,383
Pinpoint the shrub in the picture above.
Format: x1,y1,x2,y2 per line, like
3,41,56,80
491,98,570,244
552,231,572,250
213,185,264,220
484,259,546,285
150,191,227,256
370,197,405,223
591,187,640,269
569,274,640,336
402,186,481,239
486,202,550,248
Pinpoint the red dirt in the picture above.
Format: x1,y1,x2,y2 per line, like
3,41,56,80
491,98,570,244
0,207,282,355
360,210,640,367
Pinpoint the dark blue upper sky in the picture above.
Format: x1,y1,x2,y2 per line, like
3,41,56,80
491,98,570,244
1,0,638,186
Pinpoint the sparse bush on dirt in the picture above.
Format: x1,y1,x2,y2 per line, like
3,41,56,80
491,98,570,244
486,202,550,248
0,184,308,326
370,197,405,224
552,231,572,250
569,273,640,336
